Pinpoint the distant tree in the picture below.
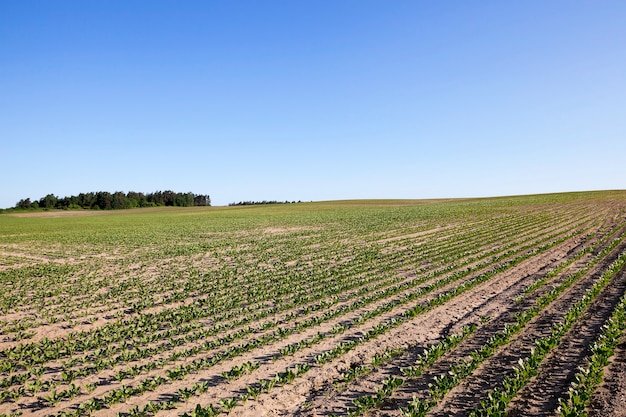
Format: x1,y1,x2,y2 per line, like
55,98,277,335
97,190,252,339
147,191,164,206
40,194,58,209
194,194,211,206
78,192,96,209
56,196,71,209
111,191,126,210
16,198,31,209
126,196,138,209
162,190,175,206
96,192,113,210
68,195,79,208
174,192,194,207
127,191,147,207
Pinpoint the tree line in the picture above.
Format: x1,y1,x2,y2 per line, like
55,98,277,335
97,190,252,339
14,191,211,210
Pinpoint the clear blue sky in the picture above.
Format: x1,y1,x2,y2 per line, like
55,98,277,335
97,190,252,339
1,1,624,208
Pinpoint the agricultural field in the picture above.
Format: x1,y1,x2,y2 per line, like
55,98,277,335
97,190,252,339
1,190,626,417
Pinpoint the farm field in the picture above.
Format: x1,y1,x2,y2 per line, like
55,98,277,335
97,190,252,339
1,191,626,417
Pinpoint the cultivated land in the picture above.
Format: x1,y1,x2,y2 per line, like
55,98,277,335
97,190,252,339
1,191,626,417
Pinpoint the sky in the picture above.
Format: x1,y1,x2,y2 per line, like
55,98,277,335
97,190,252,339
1,1,625,208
